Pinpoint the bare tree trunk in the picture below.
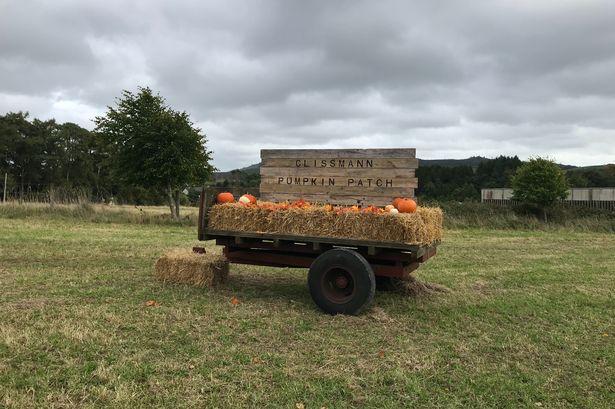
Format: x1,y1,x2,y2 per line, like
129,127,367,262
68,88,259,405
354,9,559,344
3,172,7,203
167,186,176,220
19,174,24,204
543,208,548,223
174,189,181,220
49,185,55,207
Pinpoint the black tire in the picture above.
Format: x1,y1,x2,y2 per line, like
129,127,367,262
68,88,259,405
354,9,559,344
308,248,375,315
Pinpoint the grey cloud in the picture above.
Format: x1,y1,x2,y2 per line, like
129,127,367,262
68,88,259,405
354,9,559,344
1,0,614,170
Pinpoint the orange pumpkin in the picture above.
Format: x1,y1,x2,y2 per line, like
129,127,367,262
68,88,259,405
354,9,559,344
397,198,417,213
362,205,380,213
239,194,257,205
217,192,234,204
392,197,403,209
291,199,310,208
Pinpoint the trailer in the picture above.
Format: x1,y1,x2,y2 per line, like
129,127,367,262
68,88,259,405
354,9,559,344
197,191,438,315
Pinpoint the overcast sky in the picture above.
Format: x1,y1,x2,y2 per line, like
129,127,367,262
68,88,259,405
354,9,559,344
1,0,614,170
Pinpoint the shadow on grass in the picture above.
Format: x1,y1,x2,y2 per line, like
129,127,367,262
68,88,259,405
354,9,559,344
220,267,310,303
213,266,449,310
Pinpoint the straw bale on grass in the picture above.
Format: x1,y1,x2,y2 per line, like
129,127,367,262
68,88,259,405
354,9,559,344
155,249,228,288
208,203,443,245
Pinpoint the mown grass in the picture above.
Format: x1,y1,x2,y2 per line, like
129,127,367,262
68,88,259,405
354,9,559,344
0,207,614,408
0,202,199,226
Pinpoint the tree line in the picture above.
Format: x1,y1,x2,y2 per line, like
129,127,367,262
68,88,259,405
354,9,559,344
0,88,214,218
0,112,114,201
413,157,614,201
416,156,523,201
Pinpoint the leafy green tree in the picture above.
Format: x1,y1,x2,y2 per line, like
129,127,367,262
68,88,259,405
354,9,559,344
94,87,214,219
512,157,569,222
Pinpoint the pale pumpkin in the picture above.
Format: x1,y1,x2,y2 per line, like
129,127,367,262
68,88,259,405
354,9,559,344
238,194,257,205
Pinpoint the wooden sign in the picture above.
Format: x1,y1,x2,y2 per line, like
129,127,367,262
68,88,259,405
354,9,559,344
260,148,418,206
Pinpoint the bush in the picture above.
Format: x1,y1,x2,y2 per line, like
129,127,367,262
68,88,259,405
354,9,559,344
512,157,569,221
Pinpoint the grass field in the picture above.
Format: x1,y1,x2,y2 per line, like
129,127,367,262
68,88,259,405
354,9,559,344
0,206,613,408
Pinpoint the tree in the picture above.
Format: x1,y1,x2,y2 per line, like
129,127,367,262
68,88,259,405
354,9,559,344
0,112,47,201
512,157,569,222
475,155,522,188
94,87,214,219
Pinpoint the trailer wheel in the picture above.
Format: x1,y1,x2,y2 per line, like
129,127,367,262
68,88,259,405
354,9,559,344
308,248,375,315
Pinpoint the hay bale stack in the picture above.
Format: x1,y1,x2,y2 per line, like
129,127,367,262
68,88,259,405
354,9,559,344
208,203,443,245
155,249,229,288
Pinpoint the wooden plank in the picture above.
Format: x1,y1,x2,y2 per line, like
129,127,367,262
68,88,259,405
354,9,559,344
205,229,424,251
261,166,415,177
261,148,415,159
260,158,418,169
260,180,417,194
259,192,414,206
260,175,418,188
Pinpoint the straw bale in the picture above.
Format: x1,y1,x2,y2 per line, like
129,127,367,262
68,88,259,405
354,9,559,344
207,203,443,245
155,248,228,288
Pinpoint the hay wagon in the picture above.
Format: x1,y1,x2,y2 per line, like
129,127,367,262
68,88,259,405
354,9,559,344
196,148,440,315
197,192,437,315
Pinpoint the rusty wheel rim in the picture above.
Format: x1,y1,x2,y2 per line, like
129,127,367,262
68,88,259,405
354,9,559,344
321,267,356,304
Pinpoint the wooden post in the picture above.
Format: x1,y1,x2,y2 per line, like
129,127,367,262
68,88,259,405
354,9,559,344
2,172,6,203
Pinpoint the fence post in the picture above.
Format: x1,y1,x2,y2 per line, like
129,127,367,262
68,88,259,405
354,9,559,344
2,172,6,203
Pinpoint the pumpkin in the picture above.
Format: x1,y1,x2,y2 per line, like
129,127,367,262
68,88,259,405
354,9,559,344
397,198,417,213
389,208,399,214
291,199,310,208
385,204,395,212
392,197,403,209
238,194,257,205
217,192,234,204
362,205,379,213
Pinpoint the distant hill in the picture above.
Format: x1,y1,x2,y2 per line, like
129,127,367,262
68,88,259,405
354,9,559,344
213,163,260,182
566,164,610,172
418,156,490,168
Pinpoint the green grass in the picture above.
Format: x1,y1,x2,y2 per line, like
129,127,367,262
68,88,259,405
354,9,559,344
439,201,615,232
0,209,613,408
